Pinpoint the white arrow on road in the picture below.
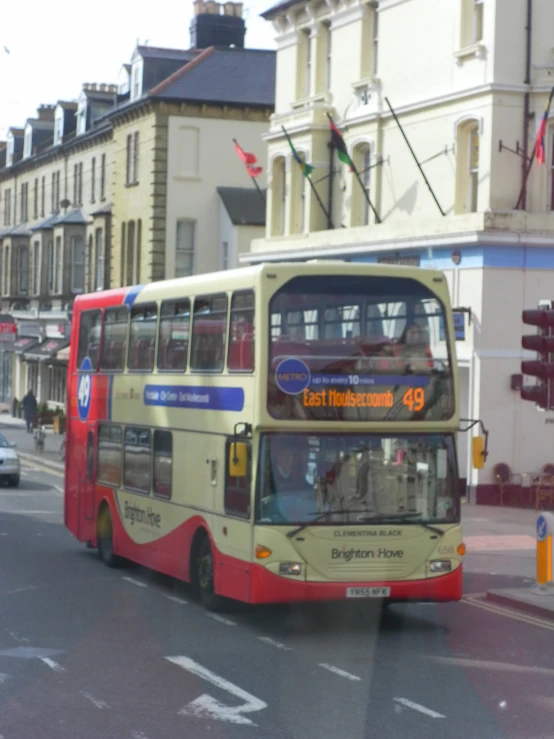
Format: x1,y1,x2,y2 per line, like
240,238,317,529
166,656,267,725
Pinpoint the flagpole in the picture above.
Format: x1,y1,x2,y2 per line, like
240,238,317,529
326,114,381,224
281,126,334,229
515,85,554,210
384,97,446,217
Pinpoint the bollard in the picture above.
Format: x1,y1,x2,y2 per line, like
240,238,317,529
536,512,554,589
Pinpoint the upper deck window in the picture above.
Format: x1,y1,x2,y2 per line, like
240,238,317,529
268,275,453,422
128,303,157,372
101,307,129,372
190,294,228,372
77,309,102,371
228,291,254,373
157,299,191,372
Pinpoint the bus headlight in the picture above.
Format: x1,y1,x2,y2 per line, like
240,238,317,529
429,560,452,573
279,563,302,576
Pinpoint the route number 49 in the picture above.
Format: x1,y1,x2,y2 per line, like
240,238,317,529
78,375,91,409
402,387,425,412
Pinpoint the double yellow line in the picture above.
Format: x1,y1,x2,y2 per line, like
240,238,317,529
463,592,554,631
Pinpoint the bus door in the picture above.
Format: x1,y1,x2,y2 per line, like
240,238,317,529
78,426,96,539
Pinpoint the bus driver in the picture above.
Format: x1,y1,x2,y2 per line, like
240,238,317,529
260,436,317,523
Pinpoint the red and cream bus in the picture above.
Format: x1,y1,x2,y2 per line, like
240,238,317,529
64,262,485,610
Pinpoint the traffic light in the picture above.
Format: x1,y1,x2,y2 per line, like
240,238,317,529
520,306,554,409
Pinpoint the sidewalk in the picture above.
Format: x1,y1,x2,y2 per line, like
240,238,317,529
0,412,64,472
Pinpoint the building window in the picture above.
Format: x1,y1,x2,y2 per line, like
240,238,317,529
100,153,106,200
51,172,56,213
17,246,29,295
95,228,103,290
190,293,228,372
126,220,135,286
133,132,139,184
97,425,122,487
175,220,195,277
291,153,308,234
54,236,62,293
124,427,151,494
53,171,60,212
77,99,87,135
126,135,133,186
472,0,484,43
271,157,286,237
91,157,96,202
303,29,312,98
87,235,94,292
73,163,83,206
20,182,28,223
3,247,9,294
120,222,126,287
128,303,157,372
32,240,40,295
228,290,254,372
136,219,142,283
33,178,38,219
221,241,229,270
41,177,45,217
353,143,372,226
323,22,332,91
157,298,190,372
3,189,11,226
47,239,54,292
132,66,141,100
153,430,172,499
371,8,379,76
71,235,85,293
23,130,32,159
54,115,63,146
456,120,480,214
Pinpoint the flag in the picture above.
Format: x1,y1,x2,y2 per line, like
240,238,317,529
282,126,314,177
233,139,263,178
328,117,354,171
535,87,554,165
233,139,258,165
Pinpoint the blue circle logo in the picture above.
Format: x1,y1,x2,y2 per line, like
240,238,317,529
275,358,311,395
77,357,93,421
537,515,547,542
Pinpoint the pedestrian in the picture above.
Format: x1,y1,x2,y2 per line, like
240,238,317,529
21,388,38,433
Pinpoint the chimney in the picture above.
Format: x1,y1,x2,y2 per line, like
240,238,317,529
190,0,246,49
37,104,55,122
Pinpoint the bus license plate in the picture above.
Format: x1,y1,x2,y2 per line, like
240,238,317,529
346,587,391,598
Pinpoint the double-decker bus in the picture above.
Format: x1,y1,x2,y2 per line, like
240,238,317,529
64,262,486,610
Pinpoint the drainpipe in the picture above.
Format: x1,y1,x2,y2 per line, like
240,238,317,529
521,0,532,210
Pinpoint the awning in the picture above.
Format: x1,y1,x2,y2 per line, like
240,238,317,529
55,345,71,362
23,338,68,362
12,336,40,355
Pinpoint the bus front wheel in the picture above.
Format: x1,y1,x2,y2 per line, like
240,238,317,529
196,536,224,612
97,506,118,568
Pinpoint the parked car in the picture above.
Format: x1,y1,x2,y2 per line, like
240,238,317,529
0,431,20,486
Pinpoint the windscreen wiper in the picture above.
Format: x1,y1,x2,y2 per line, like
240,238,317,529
287,509,373,538
356,512,446,536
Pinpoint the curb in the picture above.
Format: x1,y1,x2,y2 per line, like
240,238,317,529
486,590,554,622
19,451,64,473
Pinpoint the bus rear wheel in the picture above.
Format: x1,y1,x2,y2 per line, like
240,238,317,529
196,537,224,612
97,506,118,568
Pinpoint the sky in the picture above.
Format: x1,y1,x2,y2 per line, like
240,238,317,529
0,0,276,140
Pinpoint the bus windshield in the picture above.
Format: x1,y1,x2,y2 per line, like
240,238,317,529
268,275,454,422
256,433,459,526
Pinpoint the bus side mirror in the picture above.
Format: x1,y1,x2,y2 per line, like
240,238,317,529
472,436,485,470
229,442,248,477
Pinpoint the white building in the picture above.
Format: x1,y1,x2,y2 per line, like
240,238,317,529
241,0,554,505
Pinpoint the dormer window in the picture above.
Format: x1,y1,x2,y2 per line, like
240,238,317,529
131,61,143,101
23,125,32,159
77,95,87,135
118,65,131,95
54,110,63,145
6,135,14,167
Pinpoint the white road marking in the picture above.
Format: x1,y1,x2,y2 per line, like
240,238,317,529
0,673,9,684
164,594,188,605
11,510,57,515
167,655,267,725
0,533,7,536
427,655,554,676
257,636,293,651
81,691,109,709
393,697,445,718
122,577,148,588
7,585,37,595
130,731,149,739
206,613,236,626
41,658,65,672
318,663,361,681
7,631,29,644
